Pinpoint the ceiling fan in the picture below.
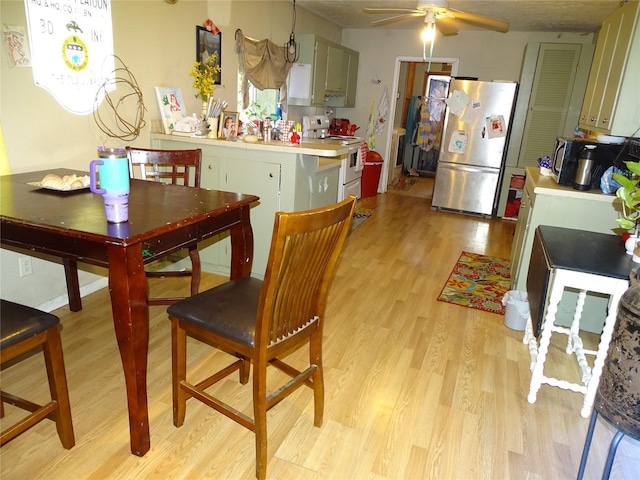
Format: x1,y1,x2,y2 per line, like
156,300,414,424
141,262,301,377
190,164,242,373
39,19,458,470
362,0,509,37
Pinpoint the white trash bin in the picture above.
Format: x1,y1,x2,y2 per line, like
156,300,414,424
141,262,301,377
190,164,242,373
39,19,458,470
502,290,529,331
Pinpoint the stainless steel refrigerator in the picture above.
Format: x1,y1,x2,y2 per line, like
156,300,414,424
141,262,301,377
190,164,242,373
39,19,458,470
432,79,517,216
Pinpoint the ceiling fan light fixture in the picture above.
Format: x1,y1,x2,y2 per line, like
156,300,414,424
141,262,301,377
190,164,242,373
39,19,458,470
422,19,436,43
422,13,436,69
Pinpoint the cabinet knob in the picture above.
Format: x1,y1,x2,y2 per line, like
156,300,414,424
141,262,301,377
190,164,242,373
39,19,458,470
601,118,610,124
208,164,214,169
590,117,597,122
269,173,274,178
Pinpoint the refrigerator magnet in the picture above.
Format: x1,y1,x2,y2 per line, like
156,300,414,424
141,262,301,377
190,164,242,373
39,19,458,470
445,89,470,116
448,130,468,154
486,115,507,138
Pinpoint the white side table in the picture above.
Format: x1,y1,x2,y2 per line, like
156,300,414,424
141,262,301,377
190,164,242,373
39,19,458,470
524,226,633,418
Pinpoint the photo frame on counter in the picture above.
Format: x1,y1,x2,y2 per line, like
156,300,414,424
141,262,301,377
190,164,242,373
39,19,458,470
196,26,221,85
219,111,238,138
154,86,187,134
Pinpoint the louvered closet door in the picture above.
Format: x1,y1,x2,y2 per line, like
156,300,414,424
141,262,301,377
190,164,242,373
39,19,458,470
517,44,583,168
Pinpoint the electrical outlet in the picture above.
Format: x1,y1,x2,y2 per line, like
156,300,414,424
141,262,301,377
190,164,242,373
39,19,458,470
19,256,33,277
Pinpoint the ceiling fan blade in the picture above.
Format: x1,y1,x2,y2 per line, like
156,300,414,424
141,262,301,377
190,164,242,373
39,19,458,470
447,9,509,33
436,17,458,36
363,7,422,15
371,13,426,27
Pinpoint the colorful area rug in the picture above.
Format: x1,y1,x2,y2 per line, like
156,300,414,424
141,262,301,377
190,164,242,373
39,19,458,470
437,251,511,315
348,202,372,235
388,176,417,191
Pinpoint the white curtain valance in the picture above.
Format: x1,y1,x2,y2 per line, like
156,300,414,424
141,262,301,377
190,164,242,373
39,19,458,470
235,29,293,111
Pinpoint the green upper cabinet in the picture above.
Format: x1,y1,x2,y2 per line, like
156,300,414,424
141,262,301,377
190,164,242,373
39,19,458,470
288,35,359,108
579,0,640,135
326,44,347,93
344,50,359,107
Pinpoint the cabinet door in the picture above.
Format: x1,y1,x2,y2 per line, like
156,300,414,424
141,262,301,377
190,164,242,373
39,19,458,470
311,40,328,106
596,5,638,132
219,158,280,276
310,168,339,209
580,20,613,129
200,153,219,189
197,154,221,270
510,186,532,289
345,50,359,107
326,45,347,93
580,1,639,132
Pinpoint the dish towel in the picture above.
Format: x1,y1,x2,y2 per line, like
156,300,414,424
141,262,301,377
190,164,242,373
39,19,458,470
356,142,367,173
417,102,434,151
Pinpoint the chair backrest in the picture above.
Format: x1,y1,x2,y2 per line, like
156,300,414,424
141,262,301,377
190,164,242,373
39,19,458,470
256,195,356,349
126,147,202,187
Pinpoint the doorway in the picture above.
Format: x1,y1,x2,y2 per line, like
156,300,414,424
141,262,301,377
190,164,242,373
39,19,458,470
381,56,459,192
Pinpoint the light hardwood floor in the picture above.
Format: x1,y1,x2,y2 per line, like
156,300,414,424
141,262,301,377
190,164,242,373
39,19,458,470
2,189,639,479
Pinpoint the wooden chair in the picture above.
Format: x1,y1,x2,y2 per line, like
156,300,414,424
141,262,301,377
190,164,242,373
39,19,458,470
61,147,203,309
127,147,203,305
167,195,356,480
1,299,75,448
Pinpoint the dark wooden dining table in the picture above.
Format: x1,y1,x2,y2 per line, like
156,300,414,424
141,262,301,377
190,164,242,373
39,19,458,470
0,168,258,456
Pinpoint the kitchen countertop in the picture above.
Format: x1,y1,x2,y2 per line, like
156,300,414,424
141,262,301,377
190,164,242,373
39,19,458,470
152,133,351,158
526,167,619,204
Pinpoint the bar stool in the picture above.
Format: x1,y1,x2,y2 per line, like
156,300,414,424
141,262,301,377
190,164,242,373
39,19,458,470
1,299,75,448
523,226,633,418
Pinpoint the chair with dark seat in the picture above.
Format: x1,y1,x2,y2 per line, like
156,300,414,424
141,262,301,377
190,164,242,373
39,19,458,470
1,299,75,448
167,195,356,480
127,147,203,305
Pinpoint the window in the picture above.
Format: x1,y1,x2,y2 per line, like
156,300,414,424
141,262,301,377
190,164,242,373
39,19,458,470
237,74,279,123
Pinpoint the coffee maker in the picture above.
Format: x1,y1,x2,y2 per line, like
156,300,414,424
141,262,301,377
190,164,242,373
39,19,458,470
573,145,598,190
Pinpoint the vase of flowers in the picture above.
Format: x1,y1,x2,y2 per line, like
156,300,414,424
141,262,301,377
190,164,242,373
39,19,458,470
189,53,221,115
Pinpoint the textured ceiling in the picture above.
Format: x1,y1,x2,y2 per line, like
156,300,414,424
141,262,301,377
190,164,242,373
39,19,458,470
295,0,626,33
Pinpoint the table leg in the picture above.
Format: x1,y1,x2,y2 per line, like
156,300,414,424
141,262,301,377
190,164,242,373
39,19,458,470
63,258,82,312
229,205,254,280
107,244,151,456
580,280,627,418
528,275,563,404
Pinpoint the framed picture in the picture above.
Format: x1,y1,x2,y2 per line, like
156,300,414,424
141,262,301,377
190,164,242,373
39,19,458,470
154,86,187,134
219,111,238,138
196,26,221,85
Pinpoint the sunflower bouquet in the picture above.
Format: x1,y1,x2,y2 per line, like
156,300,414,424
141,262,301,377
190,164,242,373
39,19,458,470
189,53,221,102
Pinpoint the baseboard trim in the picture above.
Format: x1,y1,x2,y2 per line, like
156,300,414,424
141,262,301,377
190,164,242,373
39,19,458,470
37,278,109,313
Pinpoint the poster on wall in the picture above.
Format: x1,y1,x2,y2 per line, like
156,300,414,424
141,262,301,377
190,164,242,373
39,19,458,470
2,25,31,67
23,0,115,115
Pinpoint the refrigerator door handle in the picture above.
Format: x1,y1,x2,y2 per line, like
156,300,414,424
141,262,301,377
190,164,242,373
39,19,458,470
440,163,499,174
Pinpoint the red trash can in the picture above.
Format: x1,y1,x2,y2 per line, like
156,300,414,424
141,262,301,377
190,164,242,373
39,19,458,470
361,151,383,198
